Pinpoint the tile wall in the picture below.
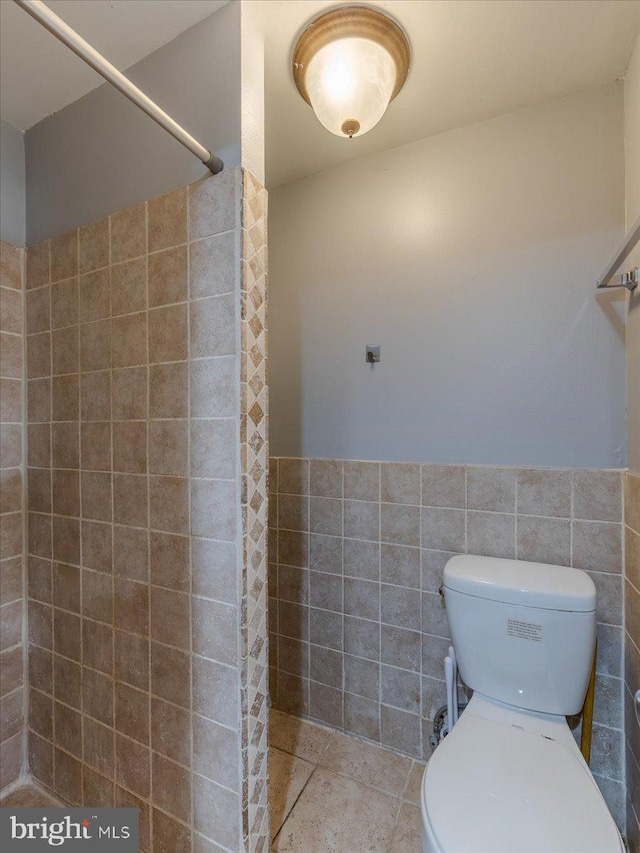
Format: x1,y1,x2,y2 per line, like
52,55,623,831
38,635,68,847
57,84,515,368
0,240,25,791
268,459,626,828
240,171,270,851
23,168,269,852
625,471,640,850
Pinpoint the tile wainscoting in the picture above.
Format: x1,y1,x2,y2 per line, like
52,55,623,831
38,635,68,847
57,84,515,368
268,458,627,828
625,472,640,851
0,240,26,791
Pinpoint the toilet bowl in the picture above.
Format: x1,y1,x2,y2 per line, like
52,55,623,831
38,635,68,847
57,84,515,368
421,694,624,853
420,555,624,853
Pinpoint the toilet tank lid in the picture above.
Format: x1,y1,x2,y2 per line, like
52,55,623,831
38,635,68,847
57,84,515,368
444,555,596,612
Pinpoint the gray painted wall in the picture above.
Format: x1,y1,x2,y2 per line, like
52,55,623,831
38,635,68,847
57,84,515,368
269,83,626,468
25,1,241,244
625,34,640,474
0,119,26,246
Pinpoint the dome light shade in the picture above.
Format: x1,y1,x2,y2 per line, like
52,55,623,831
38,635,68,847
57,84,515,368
293,7,410,139
305,38,396,137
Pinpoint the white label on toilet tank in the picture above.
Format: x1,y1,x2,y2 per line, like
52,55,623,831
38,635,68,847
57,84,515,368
507,619,543,642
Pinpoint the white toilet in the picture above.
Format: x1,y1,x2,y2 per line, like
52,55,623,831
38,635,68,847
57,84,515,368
421,554,625,853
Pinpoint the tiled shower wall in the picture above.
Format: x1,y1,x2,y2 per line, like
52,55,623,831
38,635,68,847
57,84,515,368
625,472,640,850
240,172,269,851
268,459,626,826
23,168,268,852
0,241,25,790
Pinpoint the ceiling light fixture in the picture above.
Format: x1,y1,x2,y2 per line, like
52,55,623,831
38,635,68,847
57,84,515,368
292,5,410,139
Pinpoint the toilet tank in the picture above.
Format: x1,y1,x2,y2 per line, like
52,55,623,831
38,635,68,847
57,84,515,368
443,555,596,716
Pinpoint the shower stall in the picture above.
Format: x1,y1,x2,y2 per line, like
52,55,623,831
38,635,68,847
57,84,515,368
0,2,270,850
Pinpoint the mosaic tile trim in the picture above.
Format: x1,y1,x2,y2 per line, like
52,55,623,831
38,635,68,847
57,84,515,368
241,170,270,853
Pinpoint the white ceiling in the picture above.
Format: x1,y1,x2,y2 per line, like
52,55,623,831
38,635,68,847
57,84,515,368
259,0,640,187
1,0,639,188
0,0,228,130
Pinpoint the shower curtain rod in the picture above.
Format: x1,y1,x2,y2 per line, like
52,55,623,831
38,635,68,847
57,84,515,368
13,0,224,174
596,214,640,291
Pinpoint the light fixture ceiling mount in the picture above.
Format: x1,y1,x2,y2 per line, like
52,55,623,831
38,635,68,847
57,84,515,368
293,5,411,139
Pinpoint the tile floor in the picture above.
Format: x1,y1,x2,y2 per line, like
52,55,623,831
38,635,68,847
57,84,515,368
1,713,424,853
269,709,425,853
0,783,60,808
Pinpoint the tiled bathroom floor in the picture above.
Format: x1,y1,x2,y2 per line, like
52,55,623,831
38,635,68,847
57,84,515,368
269,709,424,852
0,783,60,808
2,714,423,853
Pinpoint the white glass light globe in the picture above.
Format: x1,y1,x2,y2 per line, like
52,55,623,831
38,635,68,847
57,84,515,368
305,37,396,138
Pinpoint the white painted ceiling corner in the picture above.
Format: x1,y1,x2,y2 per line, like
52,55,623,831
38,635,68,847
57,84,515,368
0,0,229,130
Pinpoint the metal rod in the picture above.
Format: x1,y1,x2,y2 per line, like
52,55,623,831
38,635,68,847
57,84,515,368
13,0,223,174
596,214,640,290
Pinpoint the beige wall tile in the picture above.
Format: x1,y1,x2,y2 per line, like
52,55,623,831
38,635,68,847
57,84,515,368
467,466,516,512
151,642,190,708
149,246,187,307
150,587,190,649
112,312,147,369
79,268,110,323
113,421,147,473
151,697,190,765
149,362,188,418
52,422,79,469
574,469,622,522
51,230,78,283
113,474,147,527
517,468,571,517
112,366,147,420
149,476,188,534
189,356,236,418
81,520,112,572
52,468,80,517
115,682,149,744
52,326,79,375
26,242,50,290
26,332,49,379
79,218,109,274
189,171,237,241
149,421,188,476
80,319,111,372
81,371,111,421
150,532,190,592
111,257,146,316
148,187,187,253
190,293,236,361
113,525,148,582
28,377,51,423
81,422,111,471
81,471,112,522
114,630,148,690
82,568,113,624
25,287,48,335
2,377,22,422
0,241,23,290
111,203,146,264
148,303,188,363
573,520,622,573
189,232,235,299
190,479,235,540
51,278,79,329
152,752,191,822
82,619,114,674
